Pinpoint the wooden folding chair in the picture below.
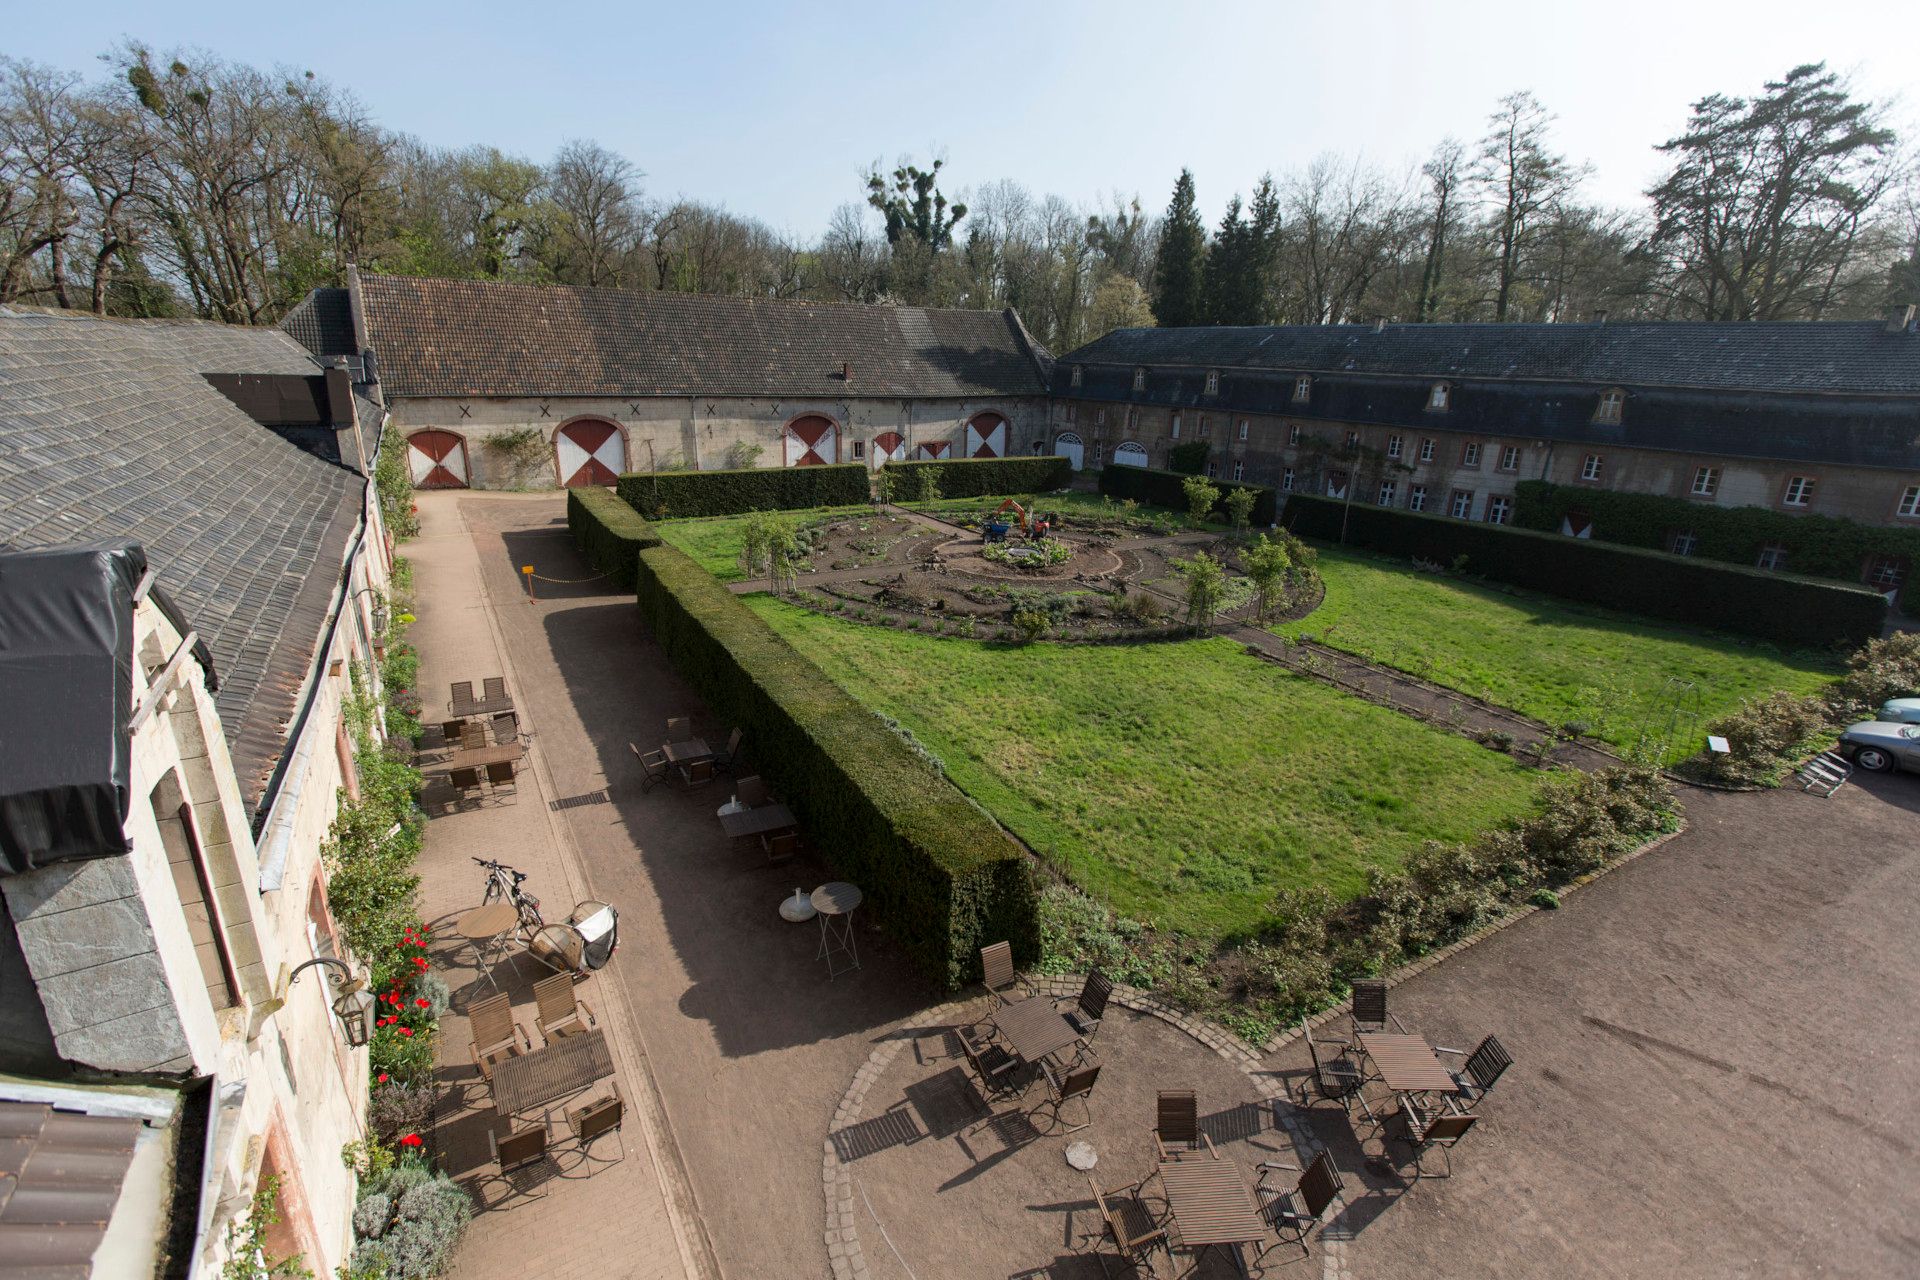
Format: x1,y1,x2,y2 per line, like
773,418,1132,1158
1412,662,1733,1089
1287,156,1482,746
1086,1174,1169,1276
630,743,669,792
1256,1152,1344,1261
1435,1034,1512,1106
450,680,474,708
735,775,772,808
676,757,716,790
1032,1059,1101,1134
1153,1089,1217,1160
665,716,692,742
568,1082,625,1163
485,760,516,796
979,940,1034,1011
532,971,596,1039
467,991,531,1080
483,676,508,704
448,767,483,804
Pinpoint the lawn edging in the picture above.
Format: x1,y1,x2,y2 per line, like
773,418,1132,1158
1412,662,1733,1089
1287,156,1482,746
631,539,1039,989
1257,822,1689,1058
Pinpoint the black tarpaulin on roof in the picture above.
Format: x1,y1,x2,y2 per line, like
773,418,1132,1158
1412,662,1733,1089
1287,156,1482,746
0,542,143,874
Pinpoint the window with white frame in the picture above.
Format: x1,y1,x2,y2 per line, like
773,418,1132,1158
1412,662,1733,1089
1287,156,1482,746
1205,460,1218,477
1900,485,1920,518
1281,468,1295,492
1132,368,1146,391
1387,434,1403,459
1668,530,1697,556
1581,453,1603,481
1237,419,1249,441
1486,496,1512,524
1428,382,1451,411
1865,555,1906,590
1595,388,1624,424
1408,485,1427,512
1756,544,1789,571
1691,466,1718,496
1071,365,1083,387
1461,442,1481,467
1233,460,1245,482
1292,375,1312,403
1419,438,1435,462
1204,370,1220,395
1378,480,1397,506
1450,489,1473,519
1170,413,1181,439
1289,424,1302,446
1499,445,1519,471
1783,476,1815,507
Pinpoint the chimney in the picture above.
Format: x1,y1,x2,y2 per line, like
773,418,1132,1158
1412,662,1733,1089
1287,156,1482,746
1887,304,1917,334
841,361,853,383
1591,308,1609,325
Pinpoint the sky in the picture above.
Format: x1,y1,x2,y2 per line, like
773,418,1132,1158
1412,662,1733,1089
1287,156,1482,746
8,0,1917,235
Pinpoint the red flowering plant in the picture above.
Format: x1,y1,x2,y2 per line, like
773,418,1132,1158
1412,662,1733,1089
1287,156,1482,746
367,916,443,1088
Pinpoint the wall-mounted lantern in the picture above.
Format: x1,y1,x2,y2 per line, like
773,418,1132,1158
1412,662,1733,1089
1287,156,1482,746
285,957,376,1048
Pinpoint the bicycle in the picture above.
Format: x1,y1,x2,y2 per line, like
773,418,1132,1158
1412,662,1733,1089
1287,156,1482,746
474,857,543,938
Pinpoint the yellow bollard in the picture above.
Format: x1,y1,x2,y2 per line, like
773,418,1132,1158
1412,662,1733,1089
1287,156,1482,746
522,565,536,602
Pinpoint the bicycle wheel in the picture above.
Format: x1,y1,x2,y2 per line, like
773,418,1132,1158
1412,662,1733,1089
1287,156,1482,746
482,876,504,906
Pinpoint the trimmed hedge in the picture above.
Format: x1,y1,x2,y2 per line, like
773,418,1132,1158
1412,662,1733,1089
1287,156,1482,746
633,542,1038,989
616,464,869,518
1513,480,1920,590
1099,464,1278,525
568,488,660,589
883,455,1072,498
1283,493,1885,650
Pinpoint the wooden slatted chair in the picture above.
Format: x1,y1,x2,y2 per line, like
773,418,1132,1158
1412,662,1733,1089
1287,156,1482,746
483,676,508,704
1153,1090,1217,1160
1032,1059,1101,1134
1065,969,1113,1045
979,940,1035,1011
447,767,483,805
1435,1034,1512,1106
665,716,692,742
956,1023,1023,1104
1256,1152,1344,1261
491,712,520,745
1394,1096,1478,1177
568,1082,625,1163
735,775,772,808
450,680,474,708
460,720,486,751
677,757,716,790
487,1115,554,1200
532,971,596,1040
1086,1174,1169,1276
630,743,669,792
485,760,516,797
761,830,799,865
1301,1018,1365,1111
715,727,745,773
1348,979,1407,1044
467,992,531,1080
440,719,465,743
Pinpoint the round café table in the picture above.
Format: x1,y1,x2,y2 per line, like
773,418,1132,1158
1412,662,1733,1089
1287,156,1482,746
811,882,862,979
456,902,520,990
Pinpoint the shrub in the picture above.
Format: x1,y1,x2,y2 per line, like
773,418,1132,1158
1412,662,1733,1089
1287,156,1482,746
1283,493,1884,649
1705,691,1833,785
883,455,1070,498
567,488,660,589
1181,475,1221,525
1100,464,1277,525
350,1161,472,1280
1173,551,1227,632
1117,591,1164,623
633,541,1037,987
1011,607,1051,643
1828,631,1920,721
1223,486,1257,535
1530,888,1561,909
616,464,867,518
1167,440,1212,475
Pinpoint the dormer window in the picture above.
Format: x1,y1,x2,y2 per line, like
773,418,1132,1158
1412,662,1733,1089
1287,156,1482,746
1204,370,1220,395
1594,388,1624,424
1132,368,1146,392
1292,375,1312,403
1427,382,1451,411
1070,365,1083,388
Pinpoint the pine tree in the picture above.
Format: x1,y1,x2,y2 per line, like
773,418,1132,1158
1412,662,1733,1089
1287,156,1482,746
1202,195,1247,324
1151,169,1207,327
1246,175,1281,323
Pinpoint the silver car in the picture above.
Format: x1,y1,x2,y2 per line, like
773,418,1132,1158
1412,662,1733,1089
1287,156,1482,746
1877,698,1920,724
1838,721,1920,773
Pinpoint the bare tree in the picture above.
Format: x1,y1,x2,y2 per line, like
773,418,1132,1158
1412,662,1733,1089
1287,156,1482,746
539,139,642,286
1476,92,1586,321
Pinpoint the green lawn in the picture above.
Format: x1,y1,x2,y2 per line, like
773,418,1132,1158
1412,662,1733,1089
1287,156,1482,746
1276,546,1837,755
749,597,1542,939
655,491,1208,582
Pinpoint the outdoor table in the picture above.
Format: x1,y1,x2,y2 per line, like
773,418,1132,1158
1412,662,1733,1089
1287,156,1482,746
490,1029,613,1115
812,882,862,979
1157,1156,1267,1273
456,902,520,990
451,692,513,719
993,996,1082,1066
720,803,798,840
665,737,712,765
423,741,525,774
1356,1031,1459,1094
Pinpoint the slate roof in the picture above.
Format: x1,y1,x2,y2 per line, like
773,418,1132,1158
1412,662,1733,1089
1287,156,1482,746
349,273,1052,400
280,286,356,360
0,308,362,818
1061,321,1920,396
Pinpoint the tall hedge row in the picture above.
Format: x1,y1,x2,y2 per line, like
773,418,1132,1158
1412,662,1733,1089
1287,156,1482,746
616,464,870,518
1098,464,1278,525
882,455,1073,498
567,487,660,589
1283,493,1885,650
632,542,1039,989
1513,480,1920,588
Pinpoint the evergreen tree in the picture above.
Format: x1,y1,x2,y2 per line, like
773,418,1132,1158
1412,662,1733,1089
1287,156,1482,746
1246,174,1282,322
1151,169,1206,327
1202,195,1248,324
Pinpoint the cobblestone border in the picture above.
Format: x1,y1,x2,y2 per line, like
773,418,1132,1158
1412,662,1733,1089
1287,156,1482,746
821,977,1353,1280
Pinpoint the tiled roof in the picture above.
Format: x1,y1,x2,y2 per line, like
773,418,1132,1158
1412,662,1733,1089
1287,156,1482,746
280,286,356,360
1061,320,1920,396
352,273,1051,399
0,308,362,818
0,1100,143,1272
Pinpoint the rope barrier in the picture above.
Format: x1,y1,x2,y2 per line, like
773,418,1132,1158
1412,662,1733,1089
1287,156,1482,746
520,564,606,602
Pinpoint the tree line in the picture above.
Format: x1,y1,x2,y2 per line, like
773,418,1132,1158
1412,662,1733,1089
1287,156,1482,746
3,46,1915,356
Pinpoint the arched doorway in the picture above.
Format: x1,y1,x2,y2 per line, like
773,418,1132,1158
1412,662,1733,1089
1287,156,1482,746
872,431,907,466
406,430,469,489
965,412,1008,458
912,441,950,461
554,419,625,487
1113,440,1149,468
785,415,839,466
1053,432,1084,470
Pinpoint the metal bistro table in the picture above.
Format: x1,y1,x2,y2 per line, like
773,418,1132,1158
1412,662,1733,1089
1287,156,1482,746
812,882,862,979
490,1028,613,1115
1158,1156,1267,1275
993,996,1082,1067
455,902,520,990
719,803,798,841
1355,1032,1459,1095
